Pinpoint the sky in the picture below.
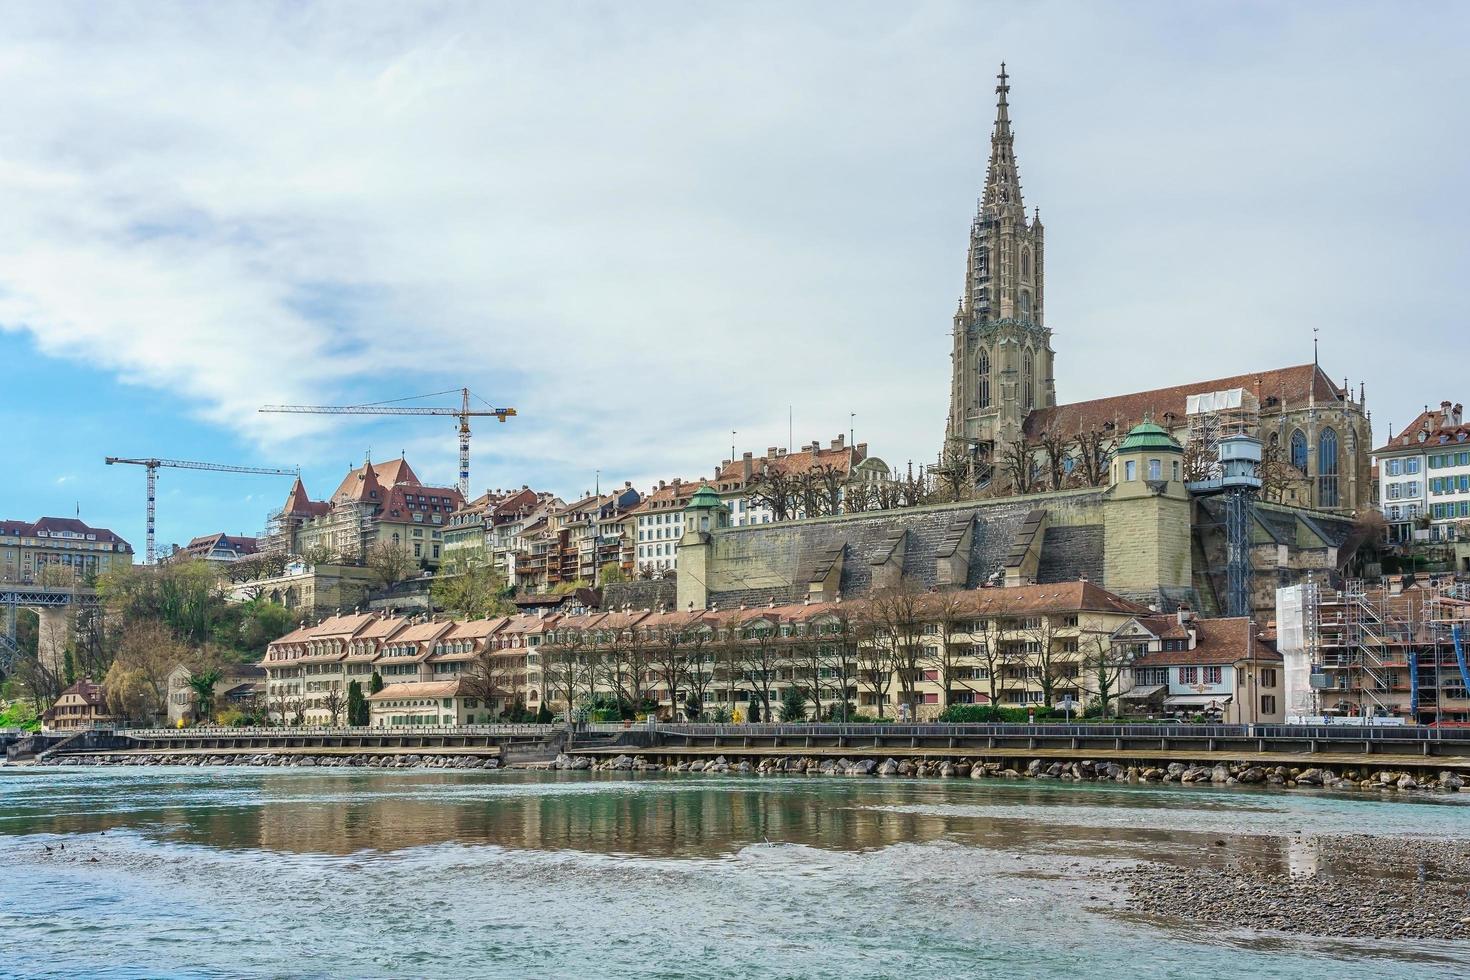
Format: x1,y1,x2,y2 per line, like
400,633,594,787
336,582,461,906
2,1,1467,554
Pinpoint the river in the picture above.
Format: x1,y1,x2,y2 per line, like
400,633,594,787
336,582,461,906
1,767,1467,978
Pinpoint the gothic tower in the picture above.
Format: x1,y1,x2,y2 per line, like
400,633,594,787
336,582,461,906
946,65,1055,460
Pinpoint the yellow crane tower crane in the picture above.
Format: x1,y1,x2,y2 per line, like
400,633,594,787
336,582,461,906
104,457,301,565
257,388,516,499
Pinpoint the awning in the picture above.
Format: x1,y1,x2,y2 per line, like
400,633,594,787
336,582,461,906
1121,685,1166,701
1164,694,1232,709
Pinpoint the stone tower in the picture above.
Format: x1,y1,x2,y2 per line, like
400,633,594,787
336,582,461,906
946,65,1055,459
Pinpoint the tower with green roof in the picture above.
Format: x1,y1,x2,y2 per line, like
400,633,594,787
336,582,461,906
1104,421,1193,606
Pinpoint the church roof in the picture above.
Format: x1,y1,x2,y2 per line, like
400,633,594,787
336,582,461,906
1024,363,1344,442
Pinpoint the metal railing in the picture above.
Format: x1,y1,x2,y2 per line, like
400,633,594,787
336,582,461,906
121,723,561,739
642,722,1470,743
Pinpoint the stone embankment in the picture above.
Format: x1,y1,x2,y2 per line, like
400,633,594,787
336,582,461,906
556,754,1470,792
40,753,499,770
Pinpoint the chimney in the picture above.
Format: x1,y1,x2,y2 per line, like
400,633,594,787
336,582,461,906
767,446,778,457
658,480,666,490
831,435,845,451
1456,404,1464,426
742,452,753,482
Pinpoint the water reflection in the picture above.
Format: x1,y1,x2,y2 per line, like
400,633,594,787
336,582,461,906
4,769,1464,877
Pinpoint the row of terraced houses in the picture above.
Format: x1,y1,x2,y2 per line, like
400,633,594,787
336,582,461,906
260,581,1285,726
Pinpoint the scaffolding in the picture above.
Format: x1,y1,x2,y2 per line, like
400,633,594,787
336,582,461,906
1302,576,1470,724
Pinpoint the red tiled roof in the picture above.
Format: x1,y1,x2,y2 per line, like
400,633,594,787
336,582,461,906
1133,617,1281,666
1374,403,1470,454
1,517,133,551
366,679,465,701
1024,364,1344,441
713,441,866,491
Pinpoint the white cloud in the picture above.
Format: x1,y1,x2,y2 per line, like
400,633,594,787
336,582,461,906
1,2,1467,499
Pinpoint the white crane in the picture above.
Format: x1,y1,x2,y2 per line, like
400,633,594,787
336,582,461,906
104,457,300,565
257,388,516,498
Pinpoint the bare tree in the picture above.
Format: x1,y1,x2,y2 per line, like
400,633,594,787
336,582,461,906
998,438,1037,496
842,481,879,514
680,624,715,719
805,463,847,517
365,541,418,589
1077,632,1130,718
970,617,1006,708
737,622,784,722
1071,428,1111,488
1038,427,1070,492
1181,439,1214,483
925,591,980,711
1020,616,1073,709
463,645,520,718
322,687,346,726
649,625,691,721
864,588,926,718
746,467,803,522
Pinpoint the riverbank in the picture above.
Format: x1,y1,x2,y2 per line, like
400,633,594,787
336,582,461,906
31,749,1470,795
1110,834,1470,942
555,752,1470,794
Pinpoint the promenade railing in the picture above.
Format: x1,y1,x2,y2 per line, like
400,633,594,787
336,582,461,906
120,724,562,739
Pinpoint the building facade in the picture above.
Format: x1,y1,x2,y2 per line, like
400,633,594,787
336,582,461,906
42,679,114,731
1,517,133,584
1374,401,1468,568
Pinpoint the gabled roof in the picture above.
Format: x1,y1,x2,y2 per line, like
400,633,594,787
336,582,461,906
713,441,867,489
1133,617,1280,666
1024,364,1345,441
1,517,133,551
366,679,466,701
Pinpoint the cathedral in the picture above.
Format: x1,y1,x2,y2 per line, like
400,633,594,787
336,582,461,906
945,67,1372,514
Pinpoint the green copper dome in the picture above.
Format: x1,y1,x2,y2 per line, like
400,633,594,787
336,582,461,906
1117,421,1182,454
686,484,724,508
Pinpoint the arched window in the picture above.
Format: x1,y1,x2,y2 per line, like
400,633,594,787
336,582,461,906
1019,290,1032,316
977,348,991,409
1023,350,1034,409
1319,428,1340,508
1021,248,1031,279
1289,430,1308,473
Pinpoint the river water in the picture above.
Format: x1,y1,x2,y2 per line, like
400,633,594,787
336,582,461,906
1,767,1468,978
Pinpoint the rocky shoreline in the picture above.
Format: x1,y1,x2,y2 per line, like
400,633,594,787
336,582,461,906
29,752,1470,792
35,753,499,770
553,753,1470,793
1110,835,1470,942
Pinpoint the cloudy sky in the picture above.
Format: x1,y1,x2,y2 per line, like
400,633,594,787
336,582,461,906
2,1,1466,552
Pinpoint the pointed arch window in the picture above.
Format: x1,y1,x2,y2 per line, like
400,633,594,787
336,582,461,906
1021,248,1031,279
1289,430,1308,474
1319,428,1340,508
977,348,991,409
1023,350,1035,410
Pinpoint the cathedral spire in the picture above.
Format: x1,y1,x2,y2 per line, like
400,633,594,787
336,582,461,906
982,63,1024,215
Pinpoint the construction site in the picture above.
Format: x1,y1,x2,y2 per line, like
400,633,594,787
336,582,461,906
1278,576,1470,725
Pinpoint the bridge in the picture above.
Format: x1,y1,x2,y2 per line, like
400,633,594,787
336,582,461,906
0,583,100,673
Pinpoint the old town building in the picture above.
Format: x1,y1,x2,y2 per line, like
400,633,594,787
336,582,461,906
42,678,114,731
1,516,133,584
265,457,463,570
1373,401,1470,570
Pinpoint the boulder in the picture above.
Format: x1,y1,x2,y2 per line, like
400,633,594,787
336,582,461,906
1237,767,1266,784
1397,773,1417,790
1439,771,1464,790
878,758,900,777
938,763,956,778
1210,765,1230,784
969,764,988,779
846,759,877,776
1295,769,1323,786
1026,759,1044,776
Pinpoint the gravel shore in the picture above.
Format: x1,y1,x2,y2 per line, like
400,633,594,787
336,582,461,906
1110,834,1470,941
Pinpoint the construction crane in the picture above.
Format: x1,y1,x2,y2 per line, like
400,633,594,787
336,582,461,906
257,388,516,499
104,457,300,565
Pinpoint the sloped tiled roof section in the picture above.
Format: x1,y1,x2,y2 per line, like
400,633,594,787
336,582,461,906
1024,364,1344,441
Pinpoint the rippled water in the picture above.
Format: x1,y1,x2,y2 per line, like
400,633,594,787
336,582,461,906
2,767,1468,978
